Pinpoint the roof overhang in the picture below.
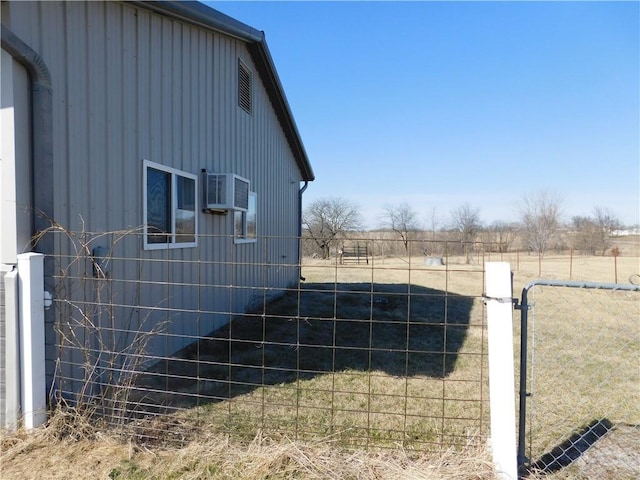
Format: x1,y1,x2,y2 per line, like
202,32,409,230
131,1,314,181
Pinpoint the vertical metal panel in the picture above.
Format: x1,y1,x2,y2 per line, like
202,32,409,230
105,3,123,231
64,1,90,232
87,2,108,234
121,5,138,230
44,2,70,238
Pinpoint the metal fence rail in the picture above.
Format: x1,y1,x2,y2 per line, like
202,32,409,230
48,233,490,451
517,281,640,479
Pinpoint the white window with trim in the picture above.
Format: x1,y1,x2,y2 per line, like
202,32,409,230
234,191,257,243
143,159,197,249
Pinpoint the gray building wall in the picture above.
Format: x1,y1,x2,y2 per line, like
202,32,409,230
2,1,310,395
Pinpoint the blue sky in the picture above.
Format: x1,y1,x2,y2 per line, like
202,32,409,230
210,1,639,228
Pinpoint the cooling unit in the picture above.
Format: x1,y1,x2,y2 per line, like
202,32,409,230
202,171,250,212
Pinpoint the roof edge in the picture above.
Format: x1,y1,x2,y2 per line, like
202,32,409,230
131,1,314,182
247,41,315,181
134,1,264,43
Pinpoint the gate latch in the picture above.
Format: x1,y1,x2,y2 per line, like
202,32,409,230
44,290,53,310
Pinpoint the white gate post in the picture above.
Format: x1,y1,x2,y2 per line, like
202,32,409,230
4,267,21,430
17,252,47,429
485,262,518,480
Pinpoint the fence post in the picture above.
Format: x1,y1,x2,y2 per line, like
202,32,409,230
3,268,21,430
17,253,47,429
485,262,518,480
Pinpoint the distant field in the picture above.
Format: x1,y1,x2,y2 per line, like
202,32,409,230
306,247,640,295
612,235,640,256
492,250,638,288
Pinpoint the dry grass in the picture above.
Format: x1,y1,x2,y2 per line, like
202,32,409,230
1,409,496,479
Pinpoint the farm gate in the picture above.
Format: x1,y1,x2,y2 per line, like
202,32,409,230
516,280,640,478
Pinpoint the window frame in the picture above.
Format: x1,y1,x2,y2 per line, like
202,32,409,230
234,191,257,244
143,159,198,250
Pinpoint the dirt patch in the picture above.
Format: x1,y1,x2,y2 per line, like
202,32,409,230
571,424,640,479
528,422,640,479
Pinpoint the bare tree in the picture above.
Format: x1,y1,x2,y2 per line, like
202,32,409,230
570,215,600,255
425,206,441,256
380,202,419,253
427,207,440,235
594,206,621,255
571,207,620,255
519,190,562,256
484,221,518,253
303,197,363,259
450,203,482,263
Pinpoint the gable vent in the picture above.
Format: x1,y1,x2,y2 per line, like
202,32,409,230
238,60,252,114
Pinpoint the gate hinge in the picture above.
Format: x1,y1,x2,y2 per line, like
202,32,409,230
513,299,534,311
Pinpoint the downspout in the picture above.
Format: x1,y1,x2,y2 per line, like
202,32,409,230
298,181,308,281
1,26,55,395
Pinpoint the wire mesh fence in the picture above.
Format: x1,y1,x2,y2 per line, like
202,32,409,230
47,231,490,451
44,228,640,461
520,283,640,479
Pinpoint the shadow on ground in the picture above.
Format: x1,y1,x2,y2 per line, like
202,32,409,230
524,418,615,476
135,283,475,409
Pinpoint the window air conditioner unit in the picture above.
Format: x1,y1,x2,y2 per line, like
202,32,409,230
202,171,250,212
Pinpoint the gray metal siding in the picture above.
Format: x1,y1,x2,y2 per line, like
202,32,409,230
5,1,302,234
3,1,305,364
